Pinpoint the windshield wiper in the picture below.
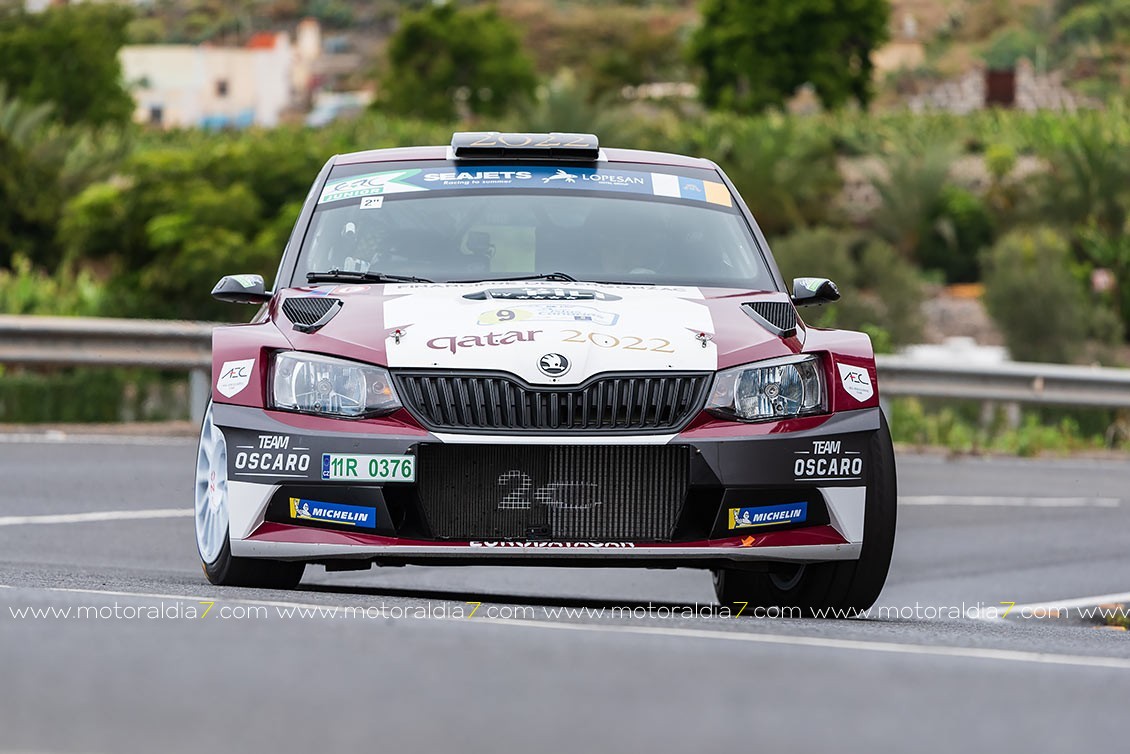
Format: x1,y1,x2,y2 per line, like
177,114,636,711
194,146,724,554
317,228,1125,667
306,270,434,284
449,271,578,284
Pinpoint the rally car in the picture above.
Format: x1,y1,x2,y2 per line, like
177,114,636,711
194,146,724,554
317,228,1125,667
195,132,896,615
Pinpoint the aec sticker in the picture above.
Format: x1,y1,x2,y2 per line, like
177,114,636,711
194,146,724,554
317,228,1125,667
216,359,254,398
838,363,874,402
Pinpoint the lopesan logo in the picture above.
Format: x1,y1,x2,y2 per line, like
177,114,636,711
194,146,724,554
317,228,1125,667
427,330,541,354
581,173,646,185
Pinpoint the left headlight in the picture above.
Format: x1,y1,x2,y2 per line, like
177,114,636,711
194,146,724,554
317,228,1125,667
271,352,401,418
705,354,825,422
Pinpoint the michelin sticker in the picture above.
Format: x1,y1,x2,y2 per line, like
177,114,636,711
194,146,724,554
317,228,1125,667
838,363,874,402
728,503,808,529
216,359,254,398
289,498,377,529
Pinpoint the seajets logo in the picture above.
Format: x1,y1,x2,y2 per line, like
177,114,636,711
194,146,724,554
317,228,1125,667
216,359,254,398
427,330,541,354
424,170,533,182
542,169,576,184
538,353,570,377
793,440,864,480
837,363,874,402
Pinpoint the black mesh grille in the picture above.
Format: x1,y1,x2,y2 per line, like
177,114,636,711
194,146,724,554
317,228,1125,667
416,444,691,540
744,300,797,335
393,371,710,433
282,297,341,326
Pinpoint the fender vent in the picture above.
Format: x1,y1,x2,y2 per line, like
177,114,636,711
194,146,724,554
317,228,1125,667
282,297,343,333
743,301,797,338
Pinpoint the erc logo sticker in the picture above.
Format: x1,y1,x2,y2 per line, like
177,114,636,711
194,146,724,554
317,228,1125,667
216,359,254,398
837,363,874,402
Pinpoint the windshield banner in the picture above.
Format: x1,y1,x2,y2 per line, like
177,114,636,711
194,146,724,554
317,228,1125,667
319,166,734,208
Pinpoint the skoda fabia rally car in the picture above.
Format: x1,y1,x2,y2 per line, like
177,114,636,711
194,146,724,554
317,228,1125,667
196,132,896,615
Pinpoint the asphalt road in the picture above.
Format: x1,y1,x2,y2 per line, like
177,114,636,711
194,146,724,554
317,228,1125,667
1,436,1128,753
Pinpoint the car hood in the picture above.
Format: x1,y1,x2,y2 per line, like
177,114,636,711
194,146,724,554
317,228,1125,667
274,282,803,385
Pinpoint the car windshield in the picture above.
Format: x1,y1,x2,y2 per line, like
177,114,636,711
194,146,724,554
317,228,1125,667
293,163,773,289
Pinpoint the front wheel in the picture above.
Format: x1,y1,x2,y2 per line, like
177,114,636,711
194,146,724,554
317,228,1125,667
713,410,897,618
195,402,305,589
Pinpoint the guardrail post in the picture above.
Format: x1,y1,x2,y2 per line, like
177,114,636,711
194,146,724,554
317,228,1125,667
189,368,210,425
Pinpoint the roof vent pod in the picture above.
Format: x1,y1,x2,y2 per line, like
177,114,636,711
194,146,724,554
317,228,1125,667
743,300,798,338
282,297,343,334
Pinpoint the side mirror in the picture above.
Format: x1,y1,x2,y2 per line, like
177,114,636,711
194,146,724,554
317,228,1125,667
212,274,271,304
791,277,840,307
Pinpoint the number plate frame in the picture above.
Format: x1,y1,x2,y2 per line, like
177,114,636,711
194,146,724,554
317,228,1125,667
320,453,416,482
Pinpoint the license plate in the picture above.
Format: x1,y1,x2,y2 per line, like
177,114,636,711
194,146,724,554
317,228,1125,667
321,454,416,482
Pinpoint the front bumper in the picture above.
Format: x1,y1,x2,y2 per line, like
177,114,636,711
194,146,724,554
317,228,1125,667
214,403,879,567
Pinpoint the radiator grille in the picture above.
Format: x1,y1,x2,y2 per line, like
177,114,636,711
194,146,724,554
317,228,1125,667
393,371,710,433
744,300,798,336
416,444,691,541
282,297,341,327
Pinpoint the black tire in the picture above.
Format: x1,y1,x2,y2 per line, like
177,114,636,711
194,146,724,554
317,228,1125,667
713,410,897,618
202,534,306,590
195,401,306,590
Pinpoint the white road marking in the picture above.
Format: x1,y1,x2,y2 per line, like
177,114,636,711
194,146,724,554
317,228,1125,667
0,509,191,527
999,592,1130,614
0,433,193,447
5,584,1130,671
902,496,1120,508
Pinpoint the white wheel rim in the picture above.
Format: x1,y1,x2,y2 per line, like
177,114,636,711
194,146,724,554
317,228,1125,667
194,404,230,564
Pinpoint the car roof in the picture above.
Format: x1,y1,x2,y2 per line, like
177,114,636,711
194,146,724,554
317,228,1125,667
333,145,717,170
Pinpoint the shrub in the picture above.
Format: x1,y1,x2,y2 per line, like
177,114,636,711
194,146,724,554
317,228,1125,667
772,227,924,347
982,228,1088,363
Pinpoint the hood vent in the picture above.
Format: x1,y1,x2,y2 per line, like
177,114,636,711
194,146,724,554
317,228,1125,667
282,297,343,333
743,300,798,338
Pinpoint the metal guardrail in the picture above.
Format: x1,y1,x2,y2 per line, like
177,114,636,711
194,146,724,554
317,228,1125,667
0,315,214,423
2,316,1129,424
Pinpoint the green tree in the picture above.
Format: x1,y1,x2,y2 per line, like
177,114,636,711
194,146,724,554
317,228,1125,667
689,0,890,113
772,227,923,348
982,229,1088,363
0,4,134,126
377,2,537,121
0,85,74,269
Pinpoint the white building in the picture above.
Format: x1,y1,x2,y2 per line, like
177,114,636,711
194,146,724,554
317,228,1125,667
120,32,293,129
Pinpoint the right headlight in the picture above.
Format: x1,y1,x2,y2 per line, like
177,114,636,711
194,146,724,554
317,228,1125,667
705,354,825,422
271,351,401,418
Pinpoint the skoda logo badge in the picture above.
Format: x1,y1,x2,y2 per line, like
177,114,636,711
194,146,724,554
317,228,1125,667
538,353,570,377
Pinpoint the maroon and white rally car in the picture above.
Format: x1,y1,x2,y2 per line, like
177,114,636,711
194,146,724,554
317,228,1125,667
196,132,896,614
